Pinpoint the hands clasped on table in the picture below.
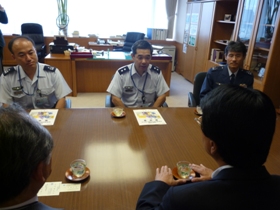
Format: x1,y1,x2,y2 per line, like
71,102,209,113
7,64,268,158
155,164,213,186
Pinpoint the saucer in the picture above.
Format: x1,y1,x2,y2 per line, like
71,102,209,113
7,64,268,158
172,167,195,180
65,167,90,181
111,111,126,118
194,109,202,116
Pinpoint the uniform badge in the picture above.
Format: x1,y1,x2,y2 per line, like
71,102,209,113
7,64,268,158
43,65,56,72
124,86,133,92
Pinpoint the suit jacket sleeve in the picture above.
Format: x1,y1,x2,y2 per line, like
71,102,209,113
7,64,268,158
0,10,8,24
136,181,172,210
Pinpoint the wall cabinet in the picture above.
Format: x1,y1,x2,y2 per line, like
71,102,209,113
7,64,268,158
182,1,214,82
203,0,280,106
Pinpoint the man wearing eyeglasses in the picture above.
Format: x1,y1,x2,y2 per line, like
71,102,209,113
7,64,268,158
107,40,169,107
0,36,72,109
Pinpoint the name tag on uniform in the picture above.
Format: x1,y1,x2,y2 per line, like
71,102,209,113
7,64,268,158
12,86,23,95
124,86,133,92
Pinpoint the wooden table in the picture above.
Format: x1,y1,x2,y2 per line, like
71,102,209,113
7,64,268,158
39,108,280,209
44,52,172,97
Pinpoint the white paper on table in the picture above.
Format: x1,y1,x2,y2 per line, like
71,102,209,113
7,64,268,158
29,109,58,126
37,182,61,196
133,109,167,126
60,183,81,192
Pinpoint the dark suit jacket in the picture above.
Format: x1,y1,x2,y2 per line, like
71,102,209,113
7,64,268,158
136,166,280,210
9,202,63,210
0,10,8,49
200,65,254,99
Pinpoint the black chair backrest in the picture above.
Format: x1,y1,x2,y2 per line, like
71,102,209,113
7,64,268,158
122,32,145,52
193,72,207,106
21,23,44,44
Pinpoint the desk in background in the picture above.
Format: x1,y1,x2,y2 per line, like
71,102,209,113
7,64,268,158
39,108,280,209
44,52,172,96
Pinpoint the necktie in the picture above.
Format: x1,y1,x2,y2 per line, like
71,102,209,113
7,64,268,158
230,73,235,84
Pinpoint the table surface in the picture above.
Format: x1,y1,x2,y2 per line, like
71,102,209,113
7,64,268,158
39,108,280,209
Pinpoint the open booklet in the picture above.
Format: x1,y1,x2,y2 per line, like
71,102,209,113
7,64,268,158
133,109,167,126
29,109,58,126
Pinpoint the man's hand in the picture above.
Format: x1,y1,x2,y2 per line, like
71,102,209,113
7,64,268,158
190,164,213,182
239,84,247,88
155,165,187,186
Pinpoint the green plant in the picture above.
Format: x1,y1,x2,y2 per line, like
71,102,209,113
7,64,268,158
57,0,68,26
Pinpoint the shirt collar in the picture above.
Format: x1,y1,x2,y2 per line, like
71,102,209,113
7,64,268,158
211,165,233,178
0,196,38,210
131,64,151,76
227,66,239,76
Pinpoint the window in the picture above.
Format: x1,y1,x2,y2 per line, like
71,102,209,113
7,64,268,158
1,0,167,37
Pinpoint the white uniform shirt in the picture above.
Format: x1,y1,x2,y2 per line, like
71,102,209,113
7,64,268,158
107,63,169,107
0,63,72,109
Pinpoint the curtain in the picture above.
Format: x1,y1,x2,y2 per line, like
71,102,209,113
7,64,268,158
165,0,178,38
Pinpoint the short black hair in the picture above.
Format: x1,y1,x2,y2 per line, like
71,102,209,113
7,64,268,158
224,41,247,56
8,35,36,54
131,40,153,55
200,85,276,169
0,104,53,203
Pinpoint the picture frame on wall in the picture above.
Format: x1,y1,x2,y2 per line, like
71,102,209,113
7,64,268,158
224,14,232,21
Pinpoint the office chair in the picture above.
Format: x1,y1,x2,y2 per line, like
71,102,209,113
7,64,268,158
21,23,46,62
105,94,168,107
114,32,145,52
65,98,72,108
188,72,207,107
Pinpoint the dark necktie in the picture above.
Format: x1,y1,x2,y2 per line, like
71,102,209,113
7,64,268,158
230,73,235,84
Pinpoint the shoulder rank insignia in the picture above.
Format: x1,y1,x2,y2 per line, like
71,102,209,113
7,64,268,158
151,65,161,74
43,65,56,72
211,66,223,71
118,66,129,75
3,67,16,76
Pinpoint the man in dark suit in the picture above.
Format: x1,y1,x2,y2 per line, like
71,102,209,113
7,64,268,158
200,41,254,99
0,4,8,75
136,85,280,210
0,105,62,210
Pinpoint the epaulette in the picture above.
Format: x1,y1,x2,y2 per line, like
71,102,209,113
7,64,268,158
3,67,16,76
240,69,252,75
151,65,161,74
43,65,56,72
118,66,129,75
211,66,223,71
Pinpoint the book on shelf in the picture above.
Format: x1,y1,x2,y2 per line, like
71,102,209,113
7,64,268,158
210,48,224,63
147,28,167,40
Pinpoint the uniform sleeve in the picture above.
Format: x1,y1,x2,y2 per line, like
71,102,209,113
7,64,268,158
247,74,254,89
106,71,123,98
156,71,169,97
0,75,13,104
52,68,72,99
200,69,213,99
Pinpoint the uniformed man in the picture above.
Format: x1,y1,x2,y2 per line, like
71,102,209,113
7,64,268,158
0,36,72,109
200,41,254,99
107,40,169,107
